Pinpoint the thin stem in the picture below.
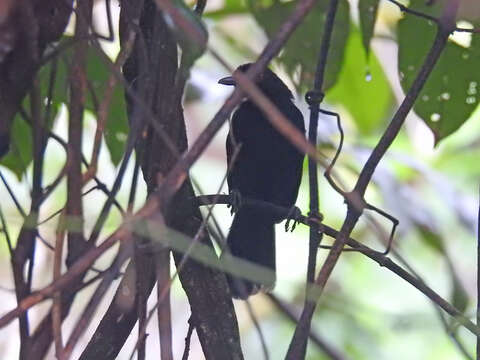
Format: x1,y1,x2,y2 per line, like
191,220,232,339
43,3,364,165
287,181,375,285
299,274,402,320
286,0,339,357
2,195,480,337
194,194,480,336
0,205,13,255
267,294,346,360
384,0,438,23
477,184,480,360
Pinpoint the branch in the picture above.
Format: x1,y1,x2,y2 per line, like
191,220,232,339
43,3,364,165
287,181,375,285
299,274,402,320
291,0,460,348
477,185,480,360
62,244,133,359
154,0,321,207
156,249,173,360
385,0,438,23
0,222,132,329
81,26,136,184
266,294,347,360
78,257,157,360
2,194,480,338
194,195,480,337
287,0,339,357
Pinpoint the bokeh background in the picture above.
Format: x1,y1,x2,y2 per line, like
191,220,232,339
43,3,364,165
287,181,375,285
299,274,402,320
1,0,480,358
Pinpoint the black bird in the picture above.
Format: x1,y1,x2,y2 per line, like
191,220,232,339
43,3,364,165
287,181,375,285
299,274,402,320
219,63,305,299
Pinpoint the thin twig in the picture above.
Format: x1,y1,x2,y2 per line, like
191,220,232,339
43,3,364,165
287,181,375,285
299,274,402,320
244,300,270,360
286,0,339,356
82,28,136,184
155,0,321,207
0,170,27,218
455,27,480,33
136,243,148,360
267,294,346,360
52,215,66,359
53,2,92,358
477,184,480,360
194,194,480,336
384,0,438,23
194,0,207,15
62,244,133,359
182,316,195,360
2,195,480,338
294,3,458,351
156,247,173,360
0,205,13,255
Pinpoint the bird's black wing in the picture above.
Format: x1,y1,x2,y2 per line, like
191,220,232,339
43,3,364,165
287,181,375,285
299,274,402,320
226,103,272,199
268,102,305,210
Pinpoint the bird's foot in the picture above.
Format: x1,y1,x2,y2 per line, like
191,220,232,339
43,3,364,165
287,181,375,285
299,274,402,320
228,189,242,215
285,206,302,232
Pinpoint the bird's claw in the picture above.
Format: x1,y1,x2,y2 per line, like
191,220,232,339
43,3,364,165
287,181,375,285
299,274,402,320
285,206,302,232
228,189,242,215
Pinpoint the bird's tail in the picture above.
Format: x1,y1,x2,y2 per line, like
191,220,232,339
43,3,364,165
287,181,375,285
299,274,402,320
225,207,276,299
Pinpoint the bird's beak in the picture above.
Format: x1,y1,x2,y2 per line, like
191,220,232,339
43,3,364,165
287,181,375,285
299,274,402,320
218,76,236,86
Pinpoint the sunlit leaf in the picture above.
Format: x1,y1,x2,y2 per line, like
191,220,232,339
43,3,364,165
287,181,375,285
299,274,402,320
398,0,480,144
326,27,393,134
250,0,350,91
204,0,249,19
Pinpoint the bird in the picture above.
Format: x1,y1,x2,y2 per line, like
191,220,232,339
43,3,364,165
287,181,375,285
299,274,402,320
218,63,305,299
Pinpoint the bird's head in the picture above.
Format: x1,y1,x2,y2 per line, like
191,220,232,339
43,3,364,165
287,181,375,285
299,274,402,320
218,63,293,100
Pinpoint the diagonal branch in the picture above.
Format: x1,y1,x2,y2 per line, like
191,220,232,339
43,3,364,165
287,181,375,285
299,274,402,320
289,2,460,353
154,0,322,207
2,194,480,338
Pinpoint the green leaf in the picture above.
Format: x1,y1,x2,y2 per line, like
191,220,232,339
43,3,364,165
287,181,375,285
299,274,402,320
204,0,249,19
398,0,480,144
165,0,208,71
326,27,393,134
250,0,350,91
0,60,66,178
104,86,128,165
45,58,69,107
358,0,380,56
1,113,33,180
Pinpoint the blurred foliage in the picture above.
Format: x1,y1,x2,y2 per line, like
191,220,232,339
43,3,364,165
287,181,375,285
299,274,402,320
1,0,480,358
1,111,33,180
1,37,128,178
249,0,350,92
